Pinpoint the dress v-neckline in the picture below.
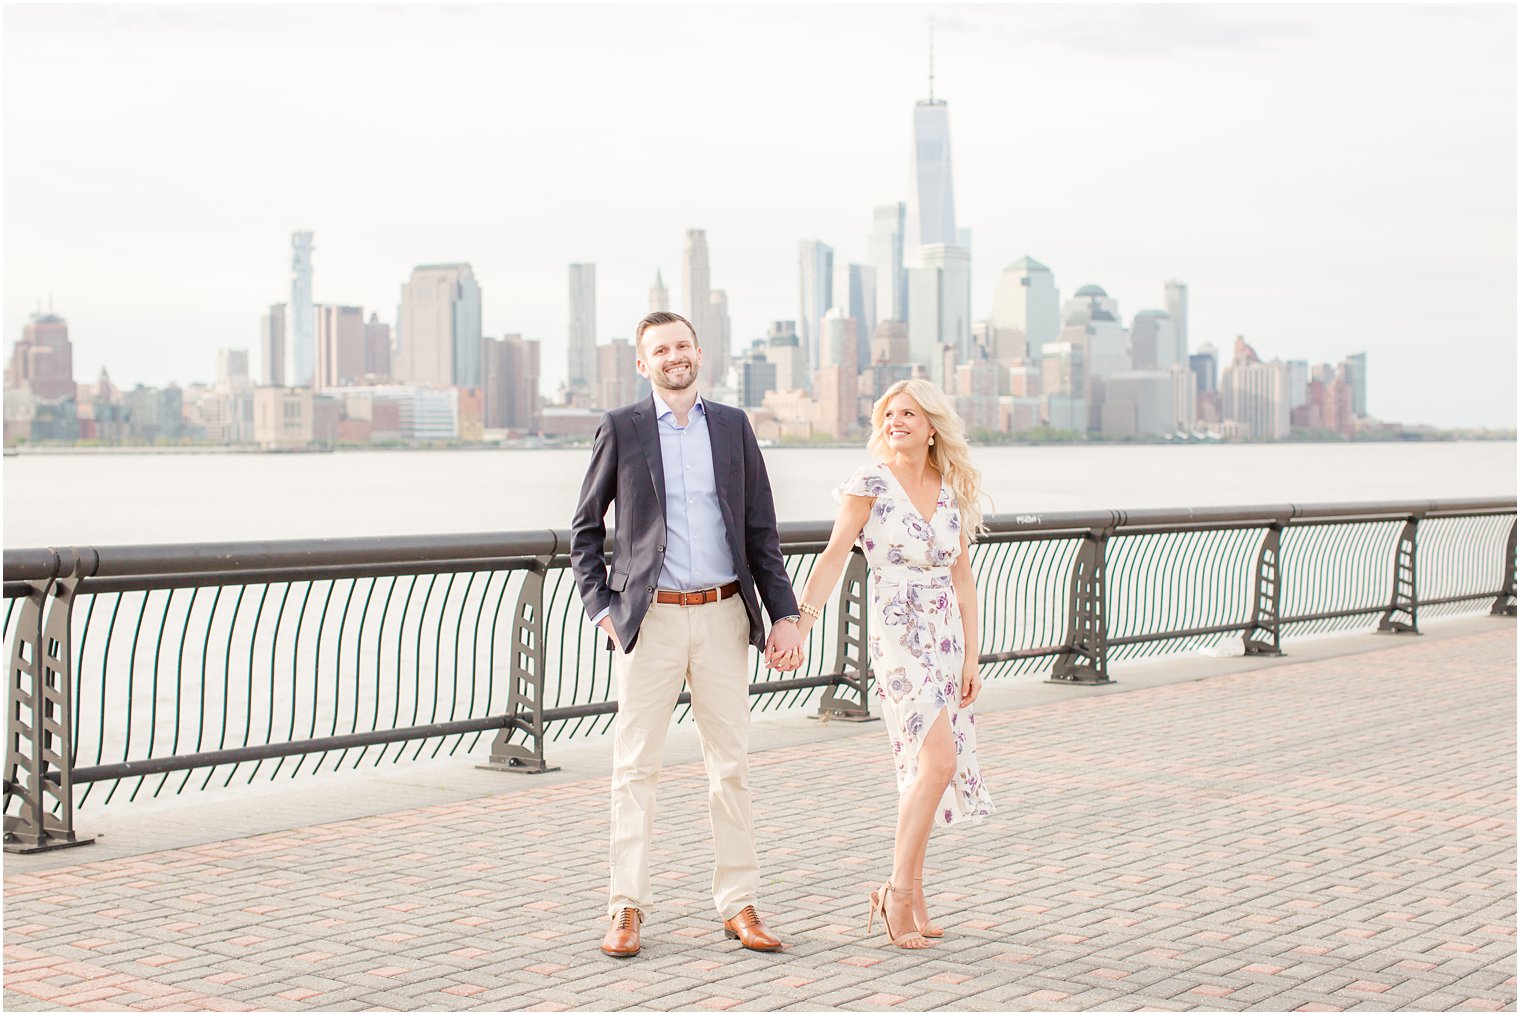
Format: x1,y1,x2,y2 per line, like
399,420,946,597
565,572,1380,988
883,463,944,525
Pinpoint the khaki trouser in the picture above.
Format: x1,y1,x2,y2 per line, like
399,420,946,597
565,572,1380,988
608,595,758,920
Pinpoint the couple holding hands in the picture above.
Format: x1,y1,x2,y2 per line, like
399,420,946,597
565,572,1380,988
571,311,995,958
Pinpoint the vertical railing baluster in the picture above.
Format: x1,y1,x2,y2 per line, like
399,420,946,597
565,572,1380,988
816,548,875,721
1492,517,1516,617
4,551,93,853
1050,522,1114,685
1378,514,1421,634
1243,521,1286,656
482,556,559,773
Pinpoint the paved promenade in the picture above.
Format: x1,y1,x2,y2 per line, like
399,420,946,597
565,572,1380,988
4,619,1515,1012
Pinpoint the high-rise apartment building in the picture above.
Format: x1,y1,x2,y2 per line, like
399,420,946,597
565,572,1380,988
1346,352,1367,417
396,263,482,387
288,231,315,387
6,312,75,399
364,314,391,380
832,263,877,370
568,263,597,397
990,257,1060,363
483,334,541,432
260,304,286,387
649,269,669,313
1221,348,1291,439
907,244,972,369
1164,279,1188,354
869,203,906,323
596,338,638,410
314,304,366,391
797,239,833,376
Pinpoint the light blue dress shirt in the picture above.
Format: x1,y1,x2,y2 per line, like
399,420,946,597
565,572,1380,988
590,392,737,629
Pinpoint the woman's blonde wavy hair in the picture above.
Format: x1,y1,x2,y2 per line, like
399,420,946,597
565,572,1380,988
866,378,989,539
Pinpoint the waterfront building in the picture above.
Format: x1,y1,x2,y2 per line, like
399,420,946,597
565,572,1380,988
765,322,808,394
396,263,482,387
287,231,315,387
568,263,597,399
6,311,75,399
869,202,906,323
798,239,833,376
596,338,639,410
990,257,1060,363
260,304,286,387
1190,343,1218,395
363,314,391,381
1346,352,1368,417
1221,340,1291,439
314,304,366,391
833,263,877,370
1130,309,1180,371
1100,371,1177,436
819,307,859,371
483,334,541,433
907,243,972,371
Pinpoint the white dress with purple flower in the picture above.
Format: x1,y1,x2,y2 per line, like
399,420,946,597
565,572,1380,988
834,462,995,827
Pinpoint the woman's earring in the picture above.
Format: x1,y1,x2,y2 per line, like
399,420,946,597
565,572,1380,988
929,435,935,446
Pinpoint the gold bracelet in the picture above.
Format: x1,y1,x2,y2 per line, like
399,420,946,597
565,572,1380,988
798,601,823,619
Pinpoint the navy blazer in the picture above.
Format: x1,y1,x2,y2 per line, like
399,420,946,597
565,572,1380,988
570,394,798,653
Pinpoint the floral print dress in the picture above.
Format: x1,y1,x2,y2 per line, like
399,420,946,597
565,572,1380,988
835,462,995,827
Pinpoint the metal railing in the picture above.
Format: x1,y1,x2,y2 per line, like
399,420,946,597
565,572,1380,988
5,497,1514,852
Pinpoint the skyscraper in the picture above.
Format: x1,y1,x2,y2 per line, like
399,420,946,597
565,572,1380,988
798,239,834,376
907,244,971,370
363,313,391,380
708,289,732,376
819,307,859,370
6,311,75,399
990,257,1060,362
683,228,712,345
832,263,877,370
395,263,482,387
260,304,285,387
314,304,366,391
288,231,315,387
1130,310,1180,371
1346,352,1367,417
869,203,906,323
905,101,957,252
649,269,669,313
1164,279,1189,354
568,263,597,397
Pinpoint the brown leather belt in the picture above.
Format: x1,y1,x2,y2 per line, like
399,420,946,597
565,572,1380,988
655,581,741,607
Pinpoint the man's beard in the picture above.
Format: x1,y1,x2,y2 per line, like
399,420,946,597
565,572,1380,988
651,360,698,391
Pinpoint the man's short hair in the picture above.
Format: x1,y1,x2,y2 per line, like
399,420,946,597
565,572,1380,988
635,311,698,354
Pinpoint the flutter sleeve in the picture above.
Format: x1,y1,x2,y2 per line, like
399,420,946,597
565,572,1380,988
832,463,890,504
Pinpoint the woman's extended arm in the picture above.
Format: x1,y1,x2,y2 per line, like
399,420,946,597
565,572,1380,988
950,529,982,705
793,495,875,641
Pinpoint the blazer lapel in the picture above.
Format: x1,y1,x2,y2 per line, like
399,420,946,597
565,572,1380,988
632,395,667,514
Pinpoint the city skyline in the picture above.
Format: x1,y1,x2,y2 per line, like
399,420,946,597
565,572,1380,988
4,4,1515,428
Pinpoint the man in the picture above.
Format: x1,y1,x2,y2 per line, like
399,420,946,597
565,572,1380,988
571,310,804,958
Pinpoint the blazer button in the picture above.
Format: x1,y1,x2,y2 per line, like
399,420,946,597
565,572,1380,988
645,585,654,593
656,544,665,552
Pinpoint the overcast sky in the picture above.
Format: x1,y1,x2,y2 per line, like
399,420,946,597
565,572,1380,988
4,3,1515,427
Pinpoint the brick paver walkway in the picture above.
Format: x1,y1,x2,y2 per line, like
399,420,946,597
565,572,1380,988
4,628,1515,1011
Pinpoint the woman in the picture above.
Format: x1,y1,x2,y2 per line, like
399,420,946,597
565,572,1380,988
783,378,994,949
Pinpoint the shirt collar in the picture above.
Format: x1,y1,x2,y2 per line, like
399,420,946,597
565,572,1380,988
651,389,705,422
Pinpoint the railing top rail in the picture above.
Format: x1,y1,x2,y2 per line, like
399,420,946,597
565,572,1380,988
4,497,1514,587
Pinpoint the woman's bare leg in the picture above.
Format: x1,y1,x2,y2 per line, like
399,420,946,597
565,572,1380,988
883,711,955,945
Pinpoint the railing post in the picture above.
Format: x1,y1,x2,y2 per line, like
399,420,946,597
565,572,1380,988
1243,523,1285,656
1378,515,1421,635
816,547,876,721
1050,527,1113,685
480,556,560,773
1492,517,1517,617
4,554,93,853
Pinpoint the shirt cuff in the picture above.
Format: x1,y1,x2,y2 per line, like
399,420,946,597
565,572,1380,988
776,615,800,623
590,606,611,629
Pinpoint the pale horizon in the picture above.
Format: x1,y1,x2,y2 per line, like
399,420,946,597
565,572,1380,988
4,3,1516,428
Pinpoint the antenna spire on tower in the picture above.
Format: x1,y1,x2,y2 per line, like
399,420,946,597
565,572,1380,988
928,16,935,102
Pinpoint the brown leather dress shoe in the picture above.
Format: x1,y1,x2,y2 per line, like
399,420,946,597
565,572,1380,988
601,907,642,957
723,905,783,951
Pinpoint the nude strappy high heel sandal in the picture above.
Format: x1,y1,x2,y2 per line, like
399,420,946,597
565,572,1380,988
914,875,944,938
867,880,932,949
